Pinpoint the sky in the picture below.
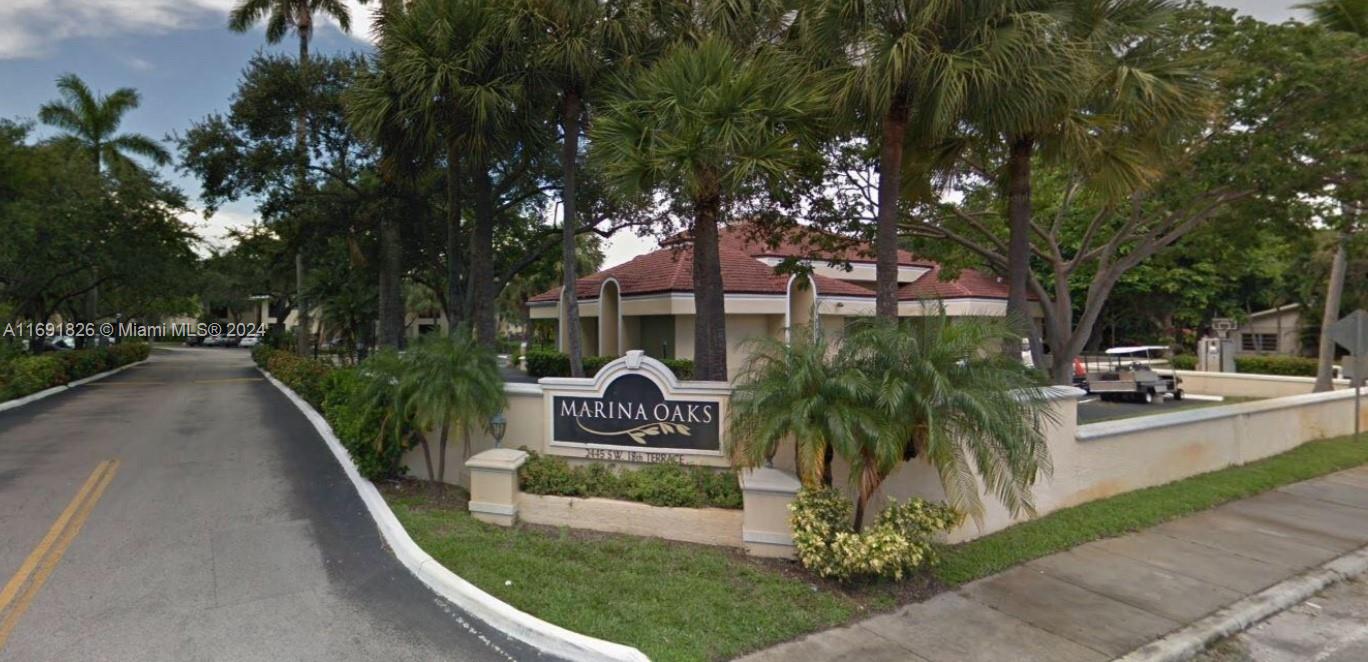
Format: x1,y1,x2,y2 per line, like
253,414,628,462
0,1,1306,267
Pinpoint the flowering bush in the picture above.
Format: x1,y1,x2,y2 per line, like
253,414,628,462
790,488,960,581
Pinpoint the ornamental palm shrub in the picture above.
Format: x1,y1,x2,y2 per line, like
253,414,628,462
729,330,882,488
398,330,506,491
840,316,1055,527
730,314,1054,532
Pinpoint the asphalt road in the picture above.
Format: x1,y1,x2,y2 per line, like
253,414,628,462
0,347,544,662
1076,394,1227,423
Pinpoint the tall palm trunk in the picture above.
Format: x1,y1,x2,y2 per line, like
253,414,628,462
875,110,907,322
1006,136,1035,360
468,159,497,349
445,142,465,331
295,24,313,356
692,179,728,381
1315,228,1350,392
378,209,404,348
561,91,586,377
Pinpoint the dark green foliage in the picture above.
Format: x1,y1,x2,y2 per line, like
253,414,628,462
518,451,742,509
0,343,150,401
1236,355,1320,377
524,349,571,378
523,349,693,380
1166,353,1316,376
321,368,408,480
262,349,334,409
256,346,409,479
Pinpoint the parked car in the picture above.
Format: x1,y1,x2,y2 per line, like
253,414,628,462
184,335,205,346
238,335,261,348
44,335,76,351
221,335,242,348
202,334,224,347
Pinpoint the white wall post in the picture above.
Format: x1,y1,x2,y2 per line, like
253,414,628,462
739,467,802,559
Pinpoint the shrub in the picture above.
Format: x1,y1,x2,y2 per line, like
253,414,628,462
0,355,68,399
662,359,694,380
265,351,333,408
321,368,407,480
525,349,571,378
790,488,960,581
523,349,694,380
518,451,742,509
1170,354,1196,370
1236,355,1319,377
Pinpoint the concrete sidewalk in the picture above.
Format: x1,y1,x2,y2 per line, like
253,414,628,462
737,466,1368,662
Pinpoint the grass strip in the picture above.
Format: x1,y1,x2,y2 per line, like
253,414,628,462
935,434,1368,585
385,488,886,662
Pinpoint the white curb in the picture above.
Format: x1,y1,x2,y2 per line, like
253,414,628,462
0,359,149,413
1116,544,1368,662
257,367,651,662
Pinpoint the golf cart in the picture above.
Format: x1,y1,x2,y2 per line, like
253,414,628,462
1084,346,1184,404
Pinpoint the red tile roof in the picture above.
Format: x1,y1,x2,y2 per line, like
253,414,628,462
529,224,1008,304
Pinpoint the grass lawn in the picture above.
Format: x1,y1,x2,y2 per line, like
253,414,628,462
934,433,1368,585
381,434,1368,661
381,481,934,662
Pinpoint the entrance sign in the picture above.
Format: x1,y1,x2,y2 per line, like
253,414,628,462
540,351,731,466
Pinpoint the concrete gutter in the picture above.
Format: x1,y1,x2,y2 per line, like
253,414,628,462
1116,544,1368,662
258,367,651,662
0,359,148,413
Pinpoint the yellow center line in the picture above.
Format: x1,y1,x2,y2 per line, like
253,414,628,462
0,459,120,651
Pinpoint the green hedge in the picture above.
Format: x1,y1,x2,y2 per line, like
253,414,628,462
518,451,742,509
254,346,406,479
0,343,150,402
524,349,694,380
1236,355,1319,377
1166,353,1316,376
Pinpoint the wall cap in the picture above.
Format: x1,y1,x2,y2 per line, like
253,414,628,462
740,467,802,495
1175,369,1350,386
467,448,529,471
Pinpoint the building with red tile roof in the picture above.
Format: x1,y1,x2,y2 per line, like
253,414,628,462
529,224,1017,371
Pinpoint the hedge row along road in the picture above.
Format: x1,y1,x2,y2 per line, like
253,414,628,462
0,347,539,662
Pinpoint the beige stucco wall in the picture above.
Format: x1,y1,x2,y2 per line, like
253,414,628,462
402,386,546,489
519,494,743,547
1176,370,1350,399
879,388,1367,543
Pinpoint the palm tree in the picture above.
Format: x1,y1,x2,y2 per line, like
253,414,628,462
368,0,522,347
729,330,880,488
509,0,644,377
1298,0,1368,35
978,0,1211,375
39,73,171,344
399,331,507,492
38,74,171,175
229,0,364,356
731,315,1055,530
804,1,1059,322
1297,0,1366,391
592,36,824,380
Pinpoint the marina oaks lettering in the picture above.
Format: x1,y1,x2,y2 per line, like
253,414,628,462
557,399,715,425
550,373,722,453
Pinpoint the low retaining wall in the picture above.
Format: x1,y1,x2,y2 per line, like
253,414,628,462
1175,370,1350,399
873,386,1368,543
518,494,743,548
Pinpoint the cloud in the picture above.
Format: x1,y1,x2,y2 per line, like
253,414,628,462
179,206,256,254
0,0,378,60
0,0,235,59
